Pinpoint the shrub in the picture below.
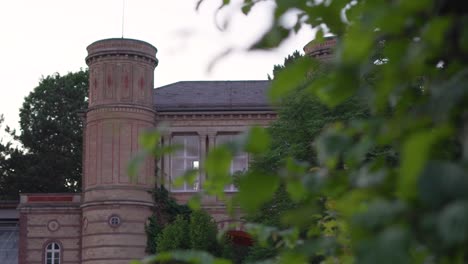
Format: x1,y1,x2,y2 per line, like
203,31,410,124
145,215,163,254
188,210,219,254
156,215,189,252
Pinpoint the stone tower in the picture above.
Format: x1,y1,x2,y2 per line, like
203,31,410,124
82,38,158,263
303,36,337,62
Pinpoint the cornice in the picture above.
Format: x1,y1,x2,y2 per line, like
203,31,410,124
80,200,154,209
86,53,158,67
87,104,155,115
83,184,153,192
156,111,277,121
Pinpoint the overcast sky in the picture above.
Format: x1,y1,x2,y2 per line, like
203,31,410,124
0,0,313,135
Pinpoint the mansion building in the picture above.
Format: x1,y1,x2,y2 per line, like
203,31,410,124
0,37,336,264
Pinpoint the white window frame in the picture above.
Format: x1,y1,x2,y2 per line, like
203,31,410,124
45,242,61,264
170,135,200,192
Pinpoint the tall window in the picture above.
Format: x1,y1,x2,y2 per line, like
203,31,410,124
45,242,60,264
216,134,248,191
171,135,200,191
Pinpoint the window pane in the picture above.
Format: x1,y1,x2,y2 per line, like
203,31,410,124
216,134,230,145
185,136,199,157
233,157,247,174
53,243,59,250
192,160,199,169
171,169,184,190
171,159,185,175
171,136,184,145
217,134,247,192
46,252,52,264
171,135,200,191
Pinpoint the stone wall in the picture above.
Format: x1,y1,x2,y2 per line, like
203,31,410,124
18,194,81,264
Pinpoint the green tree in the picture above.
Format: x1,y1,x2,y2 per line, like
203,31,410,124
1,70,88,197
0,115,15,199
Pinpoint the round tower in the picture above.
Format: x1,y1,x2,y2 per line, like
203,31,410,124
303,36,337,62
82,38,158,263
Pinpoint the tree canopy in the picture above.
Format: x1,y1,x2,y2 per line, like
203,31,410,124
0,70,88,199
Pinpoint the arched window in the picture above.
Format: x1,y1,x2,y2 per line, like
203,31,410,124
45,242,60,264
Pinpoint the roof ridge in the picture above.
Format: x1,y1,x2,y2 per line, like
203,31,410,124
155,80,271,90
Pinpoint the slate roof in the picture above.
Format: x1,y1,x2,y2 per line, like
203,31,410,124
153,81,272,111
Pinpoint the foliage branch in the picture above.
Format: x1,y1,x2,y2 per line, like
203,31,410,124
138,0,468,263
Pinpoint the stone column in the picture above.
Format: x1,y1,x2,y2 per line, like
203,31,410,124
208,132,216,151
162,133,171,187
198,133,207,187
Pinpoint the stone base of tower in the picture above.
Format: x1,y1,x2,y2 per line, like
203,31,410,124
81,203,152,264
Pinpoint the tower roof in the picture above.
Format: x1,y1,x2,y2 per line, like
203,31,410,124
85,38,158,66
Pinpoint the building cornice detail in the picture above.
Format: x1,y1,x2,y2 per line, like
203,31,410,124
86,104,156,115
84,185,154,192
156,111,277,121
80,200,154,209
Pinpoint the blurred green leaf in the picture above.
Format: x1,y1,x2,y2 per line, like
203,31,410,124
188,194,202,211
251,25,290,50
316,125,352,168
357,227,410,264
353,199,405,230
279,251,308,264
437,200,468,245
269,57,315,103
139,130,160,152
204,146,232,195
241,0,253,15
399,0,432,13
284,158,308,202
245,223,279,247
142,250,231,264
398,126,452,201
173,169,198,188
286,180,306,202
245,126,270,154
127,151,146,182
342,27,373,64
422,17,451,50
419,161,468,207
236,172,280,213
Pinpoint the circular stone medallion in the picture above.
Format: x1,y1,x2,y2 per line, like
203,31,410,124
47,220,60,232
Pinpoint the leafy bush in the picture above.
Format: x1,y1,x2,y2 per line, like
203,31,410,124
152,209,222,257
220,235,250,264
189,210,219,254
145,215,163,254
156,215,189,252
146,185,191,254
